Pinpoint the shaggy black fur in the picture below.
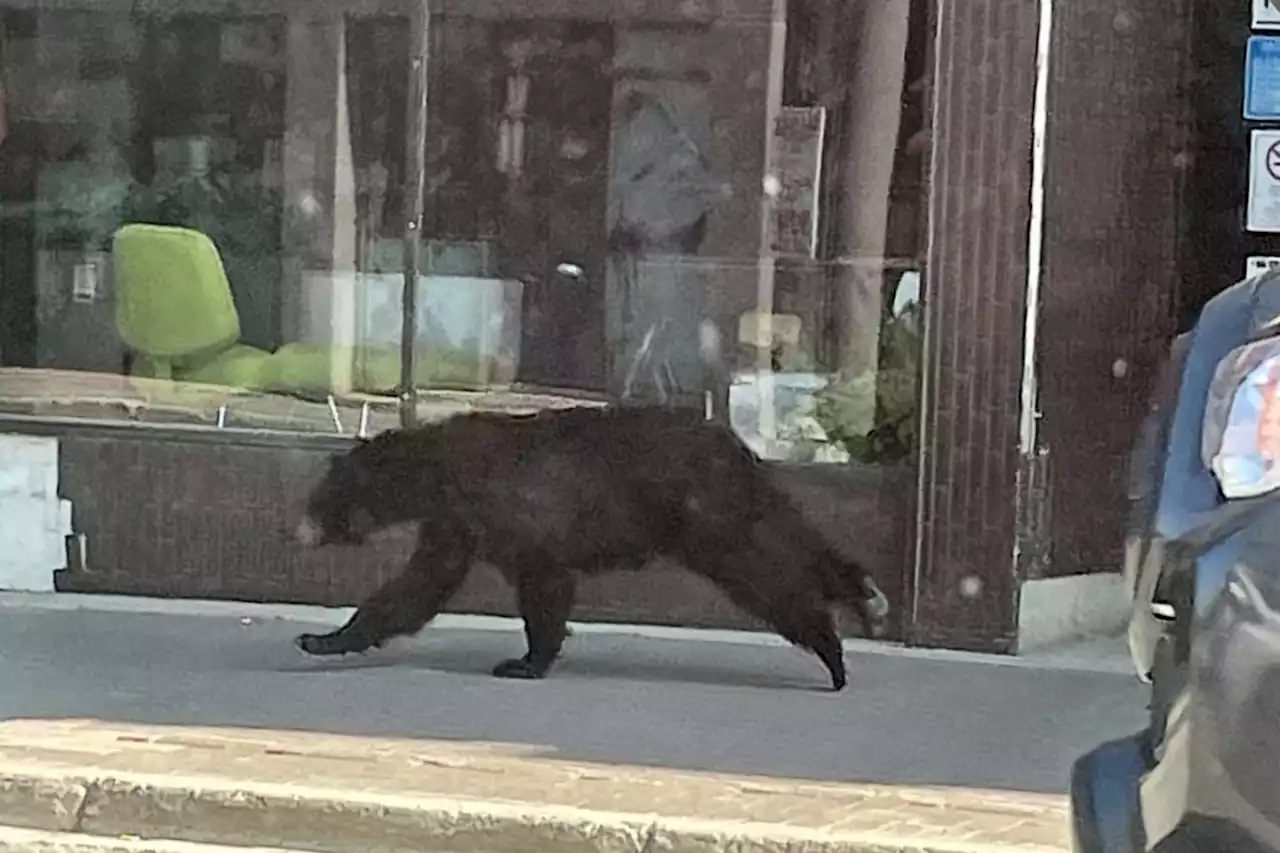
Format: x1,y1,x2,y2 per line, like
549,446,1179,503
292,405,889,690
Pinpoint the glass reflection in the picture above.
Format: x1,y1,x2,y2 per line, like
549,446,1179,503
0,0,928,464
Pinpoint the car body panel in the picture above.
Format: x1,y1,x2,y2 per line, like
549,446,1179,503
1070,734,1150,853
1124,276,1253,681
1072,270,1280,853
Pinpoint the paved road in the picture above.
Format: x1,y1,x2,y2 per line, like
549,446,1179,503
0,606,1145,794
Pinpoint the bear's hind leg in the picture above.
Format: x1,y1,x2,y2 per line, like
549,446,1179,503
768,599,846,691
725,573,846,691
684,543,847,691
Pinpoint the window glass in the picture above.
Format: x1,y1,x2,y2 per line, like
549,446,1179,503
0,0,928,464
0,2,413,434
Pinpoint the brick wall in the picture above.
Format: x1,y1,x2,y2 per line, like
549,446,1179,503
7,423,911,639
1033,0,1189,580
910,0,1038,652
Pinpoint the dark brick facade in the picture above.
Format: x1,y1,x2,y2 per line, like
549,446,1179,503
909,0,1196,649
1031,0,1190,582
13,420,912,640
909,0,1038,652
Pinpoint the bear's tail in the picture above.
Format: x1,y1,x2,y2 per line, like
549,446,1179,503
699,317,891,636
826,555,891,639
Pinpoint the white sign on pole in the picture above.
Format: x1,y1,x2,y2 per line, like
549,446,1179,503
1258,0,1280,30
1247,130,1280,232
1247,256,1280,280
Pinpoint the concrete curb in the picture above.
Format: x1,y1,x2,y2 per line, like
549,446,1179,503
0,826,314,853
0,766,1067,853
0,721,1072,853
0,591,1134,675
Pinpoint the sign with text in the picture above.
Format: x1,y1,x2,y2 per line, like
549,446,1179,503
769,106,826,258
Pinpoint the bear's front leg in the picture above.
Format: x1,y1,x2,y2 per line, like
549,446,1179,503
492,567,577,679
297,532,470,657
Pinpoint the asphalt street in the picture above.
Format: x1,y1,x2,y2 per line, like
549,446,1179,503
0,605,1146,794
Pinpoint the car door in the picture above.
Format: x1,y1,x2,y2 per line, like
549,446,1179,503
1125,277,1258,682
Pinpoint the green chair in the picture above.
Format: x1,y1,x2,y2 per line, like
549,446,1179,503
112,223,276,389
112,222,502,398
113,222,350,396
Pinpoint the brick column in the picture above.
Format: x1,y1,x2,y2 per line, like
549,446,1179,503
909,0,1039,652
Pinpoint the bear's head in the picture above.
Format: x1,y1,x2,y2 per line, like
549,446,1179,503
295,436,396,548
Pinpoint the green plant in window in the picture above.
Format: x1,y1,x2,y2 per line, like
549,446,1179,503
37,155,137,250
122,165,282,263
809,301,922,465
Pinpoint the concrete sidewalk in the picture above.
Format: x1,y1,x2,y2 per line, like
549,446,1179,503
0,597,1144,792
0,595,1144,852
0,719,1070,853
0,592,1136,675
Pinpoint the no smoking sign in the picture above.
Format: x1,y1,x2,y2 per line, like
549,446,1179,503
1257,0,1280,30
1247,130,1280,233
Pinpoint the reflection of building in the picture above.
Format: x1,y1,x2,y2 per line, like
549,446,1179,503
0,0,1193,654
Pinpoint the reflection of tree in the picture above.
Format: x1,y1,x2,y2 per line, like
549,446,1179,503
609,88,712,254
344,16,408,252
122,164,282,269
607,81,717,399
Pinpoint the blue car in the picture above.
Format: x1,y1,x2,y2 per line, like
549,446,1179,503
1069,269,1280,852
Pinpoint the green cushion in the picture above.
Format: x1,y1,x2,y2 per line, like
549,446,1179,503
262,343,491,395
355,344,491,393
263,343,358,396
150,340,495,396
113,223,241,358
178,344,274,389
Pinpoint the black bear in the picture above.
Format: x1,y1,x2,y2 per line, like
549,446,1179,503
292,405,889,690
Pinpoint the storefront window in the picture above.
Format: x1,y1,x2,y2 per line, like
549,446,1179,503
0,0,929,465
0,2,409,432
